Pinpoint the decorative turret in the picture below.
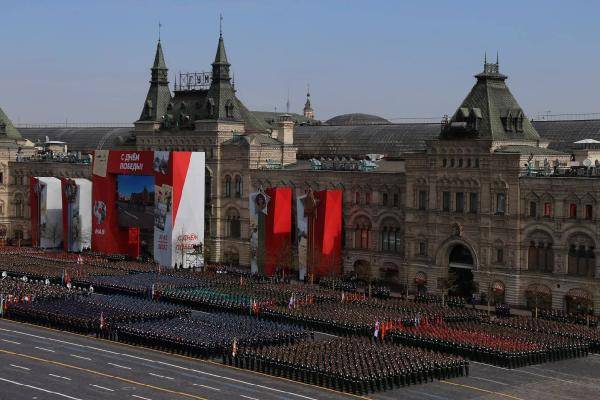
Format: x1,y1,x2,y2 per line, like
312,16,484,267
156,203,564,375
212,33,231,82
303,84,314,120
205,32,242,121
138,40,172,122
441,54,540,142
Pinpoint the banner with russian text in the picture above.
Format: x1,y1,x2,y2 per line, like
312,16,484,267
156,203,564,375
154,151,205,268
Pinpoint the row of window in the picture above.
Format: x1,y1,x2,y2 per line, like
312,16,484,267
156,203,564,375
441,158,480,168
224,175,243,198
528,201,593,220
528,242,595,277
351,227,403,253
354,192,400,207
418,190,506,214
442,191,478,213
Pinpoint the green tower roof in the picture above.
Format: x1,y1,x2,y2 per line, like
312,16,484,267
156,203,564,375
0,106,22,140
442,58,540,142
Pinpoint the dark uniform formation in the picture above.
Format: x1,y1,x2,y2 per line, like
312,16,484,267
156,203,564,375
493,315,600,353
229,337,468,394
115,313,308,359
539,308,598,327
0,277,74,301
1,247,598,396
6,293,188,334
262,300,481,336
85,272,203,296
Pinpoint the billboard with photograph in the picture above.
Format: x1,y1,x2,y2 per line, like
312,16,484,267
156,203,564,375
61,178,92,252
92,150,204,267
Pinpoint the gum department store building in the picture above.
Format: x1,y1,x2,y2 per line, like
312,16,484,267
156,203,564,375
2,34,600,313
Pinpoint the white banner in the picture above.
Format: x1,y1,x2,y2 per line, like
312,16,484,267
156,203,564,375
296,194,308,281
66,179,92,252
171,152,205,268
38,177,63,249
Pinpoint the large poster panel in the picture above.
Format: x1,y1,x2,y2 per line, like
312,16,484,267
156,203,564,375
249,189,269,274
92,150,155,256
296,192,313,281
62,178,92,252
92,150,204,266
170,152,205,268
38,177,63,249
153,151,173,267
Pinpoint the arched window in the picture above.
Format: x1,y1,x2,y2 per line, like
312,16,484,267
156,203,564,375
352,216,371,250
527,231,554,273
224,175,232,198
380,219,402,254
234,176,242,198
567,234,595,278
226,209,241,239
14,194,24,218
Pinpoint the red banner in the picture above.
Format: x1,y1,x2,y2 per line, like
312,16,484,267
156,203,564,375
264,187,292,276
312,189,343,277
106,151,155,175
128,227,140,259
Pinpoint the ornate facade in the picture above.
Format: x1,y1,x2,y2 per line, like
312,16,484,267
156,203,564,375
3,35,600,313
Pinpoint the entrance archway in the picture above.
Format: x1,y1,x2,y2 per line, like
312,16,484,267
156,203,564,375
447,244,475,299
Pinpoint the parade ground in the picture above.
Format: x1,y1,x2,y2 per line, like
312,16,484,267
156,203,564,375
0,318,599,400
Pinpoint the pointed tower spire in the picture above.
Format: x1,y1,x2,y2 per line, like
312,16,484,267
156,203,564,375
206,26,241,121
303,83,314,120
138,39,172,122
212,15,231,83
152,40,168,74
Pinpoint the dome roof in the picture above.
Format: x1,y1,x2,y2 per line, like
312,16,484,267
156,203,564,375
325,113,390,126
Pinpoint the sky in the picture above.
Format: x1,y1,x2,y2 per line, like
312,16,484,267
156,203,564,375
117,175,154,197
1,0,599,124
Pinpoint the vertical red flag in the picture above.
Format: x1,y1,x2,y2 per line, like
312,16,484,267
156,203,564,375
312,189,343,277
264,187,292,276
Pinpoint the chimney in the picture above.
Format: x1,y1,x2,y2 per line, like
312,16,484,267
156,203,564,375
276,114,294,145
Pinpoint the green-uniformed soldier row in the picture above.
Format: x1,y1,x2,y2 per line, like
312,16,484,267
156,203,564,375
227,337,468,395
